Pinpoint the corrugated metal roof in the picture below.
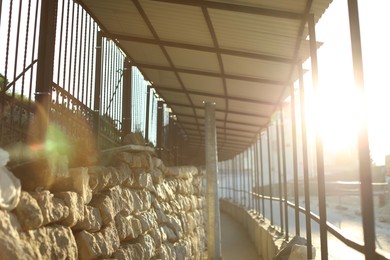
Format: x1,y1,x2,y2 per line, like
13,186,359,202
78,0,333,163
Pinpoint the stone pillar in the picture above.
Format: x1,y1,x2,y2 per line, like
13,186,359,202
205,101,222,260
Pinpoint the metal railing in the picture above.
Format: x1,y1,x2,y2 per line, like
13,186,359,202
0,0,183,160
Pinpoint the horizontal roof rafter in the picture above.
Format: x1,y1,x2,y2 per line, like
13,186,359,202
138,63,285,85
102,33,297,64
168,101,268,118
155,85,277,106
151,0,305,20
176,112,263,128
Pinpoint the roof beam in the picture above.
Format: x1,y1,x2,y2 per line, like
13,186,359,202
168,101,269,118
103,33,296,64
155,85,277,106
138,63,285,85
151,0,304,20
176,112,263,128
180,121,259,134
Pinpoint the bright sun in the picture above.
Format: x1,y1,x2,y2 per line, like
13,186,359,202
307,82,359,154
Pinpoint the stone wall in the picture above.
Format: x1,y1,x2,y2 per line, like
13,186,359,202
219,199,284,260
0,146,206,259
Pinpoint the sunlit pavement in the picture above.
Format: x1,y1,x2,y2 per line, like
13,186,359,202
220,212,262,260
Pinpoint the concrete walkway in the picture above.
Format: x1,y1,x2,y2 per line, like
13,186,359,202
220,212,262,260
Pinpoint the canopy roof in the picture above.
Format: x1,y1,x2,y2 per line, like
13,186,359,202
79,0,332,162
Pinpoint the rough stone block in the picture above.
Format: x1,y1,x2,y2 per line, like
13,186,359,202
0,209,32,259
131,190,144,213
165,166,197,179
151,168,164,184
114,212,136,241
12,191,43,230
75,230,104,259
31,190,69,225
51,167,92,204
131,217,143,240
89,194,115,225
149,228,163,248
136,234,156,259
55,191,84,227
11,156,69,192
73,205,102,232
136,212,158,233
88,166,109,193
25,225,78,259
101,221,120,255
161,225,178,243
112,243,145,260
174,240,191,260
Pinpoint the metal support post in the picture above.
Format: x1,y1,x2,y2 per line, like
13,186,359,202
308,13,328,259
299,61,313,259
157,100,164,158
280,107,289,241
347,1,376,259
267,127,274,226
254,136,260,214
260,133,265,219
145,85,151,143
276,116,284,232
122,59,132,138
290,83,300,236
34,0,58,142
93,31,102,147
205,101,222,260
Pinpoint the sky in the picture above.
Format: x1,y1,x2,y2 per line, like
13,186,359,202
306,0,390,166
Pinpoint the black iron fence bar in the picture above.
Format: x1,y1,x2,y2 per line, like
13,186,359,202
308,13,328,260
266,127,274,226
280,106,289,241
276,116,284,233
122,60,132,136
298,60,313,259
290,84,300,236
93,30,102,145
35,0,58,140
347,1,377,259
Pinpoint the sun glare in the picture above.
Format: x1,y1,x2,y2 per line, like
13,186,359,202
308,82,359,154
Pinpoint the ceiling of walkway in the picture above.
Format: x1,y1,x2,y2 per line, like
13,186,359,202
79,0,332,163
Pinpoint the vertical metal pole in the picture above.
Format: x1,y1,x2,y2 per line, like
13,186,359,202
276,116,284,232
308,13,328,259
232,156,238,203
205,101,222,260
290,83,300,236
250,147,254,210
157,100,164,158
347,1,376,259
280,107,289,241
122,59,132,138
267,127,274,226
94,31,102,147
254,140,260,213
260,133,265,219
145,85,151,143
35,0,58,142
299,61,313,259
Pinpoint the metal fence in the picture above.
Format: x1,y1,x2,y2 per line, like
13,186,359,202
0,0,179,160
218,69,389,260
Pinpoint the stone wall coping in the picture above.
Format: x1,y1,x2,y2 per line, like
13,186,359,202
101,145,155,155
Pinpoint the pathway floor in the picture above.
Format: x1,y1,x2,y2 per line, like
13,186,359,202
220,212,262,260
